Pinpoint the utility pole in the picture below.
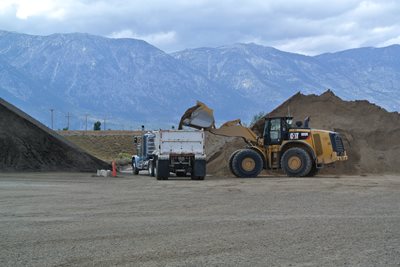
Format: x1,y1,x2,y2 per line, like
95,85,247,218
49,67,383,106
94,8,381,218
103,118,106,131
85,114,89,131
50,109,54,129
65,112,71,130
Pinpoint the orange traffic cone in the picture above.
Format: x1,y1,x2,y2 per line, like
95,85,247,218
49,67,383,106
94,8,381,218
112,160,117,177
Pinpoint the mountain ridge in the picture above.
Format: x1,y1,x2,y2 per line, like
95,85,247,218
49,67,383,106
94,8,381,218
0,30,399,129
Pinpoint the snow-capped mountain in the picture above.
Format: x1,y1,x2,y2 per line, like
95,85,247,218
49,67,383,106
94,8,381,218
173,43,400,113
0,30,399,129
0,30,243,129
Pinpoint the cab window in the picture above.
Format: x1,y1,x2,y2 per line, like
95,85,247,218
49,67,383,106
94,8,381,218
264,118,282,146
270,118,281,143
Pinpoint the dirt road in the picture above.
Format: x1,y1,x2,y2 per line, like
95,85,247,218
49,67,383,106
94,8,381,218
1,173,400,266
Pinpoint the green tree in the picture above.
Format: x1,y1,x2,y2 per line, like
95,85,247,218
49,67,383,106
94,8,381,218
250,112,265,127
93,121,101,131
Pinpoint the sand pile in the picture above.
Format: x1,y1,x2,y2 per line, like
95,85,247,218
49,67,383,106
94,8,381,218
205,133,246,176
207,90,400,176
0,98,110,171
59,131,141,162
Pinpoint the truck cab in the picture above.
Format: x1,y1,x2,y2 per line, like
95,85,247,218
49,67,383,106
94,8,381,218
131,132,156,175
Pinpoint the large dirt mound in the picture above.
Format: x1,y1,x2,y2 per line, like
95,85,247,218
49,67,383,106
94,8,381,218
205,133,246,176
207,90,400,176
0,98,110,171
59,130,142,162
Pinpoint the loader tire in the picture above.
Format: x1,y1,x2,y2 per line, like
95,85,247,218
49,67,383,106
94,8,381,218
281,147,312,177
231,149,263,178
306,164,319,177
228,150,241,177
155,159,169,180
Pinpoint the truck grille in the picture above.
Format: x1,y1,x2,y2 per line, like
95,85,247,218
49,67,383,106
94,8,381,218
329,133,345,155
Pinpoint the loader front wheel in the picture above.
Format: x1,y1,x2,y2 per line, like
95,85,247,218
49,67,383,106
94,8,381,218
306,164,319,177
228,150,241,177
281,147,312,177
231,149,263,178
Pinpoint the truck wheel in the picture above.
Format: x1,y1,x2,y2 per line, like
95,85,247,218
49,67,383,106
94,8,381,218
155,159,169,180
231,149,263,178
191,159,206,180
148,160,155,177
132,160,139,175
228,150,241,177
281,147,312,177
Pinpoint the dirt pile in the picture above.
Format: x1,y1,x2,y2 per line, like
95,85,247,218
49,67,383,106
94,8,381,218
0,98,110,171
205,133,246,176
206,90,400,176
59,130,142,162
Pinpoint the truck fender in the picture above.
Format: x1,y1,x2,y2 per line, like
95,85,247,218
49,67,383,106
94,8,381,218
131,155,139,165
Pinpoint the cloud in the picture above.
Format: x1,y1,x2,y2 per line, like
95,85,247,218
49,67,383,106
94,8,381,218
379,35,400,47
273,35,360,56
1,0,400,54
0,0,66,19
109,29,177,48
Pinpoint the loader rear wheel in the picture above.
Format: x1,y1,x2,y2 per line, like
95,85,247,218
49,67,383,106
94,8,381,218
155,159,169,180
231,149,263,178
281,147,312,177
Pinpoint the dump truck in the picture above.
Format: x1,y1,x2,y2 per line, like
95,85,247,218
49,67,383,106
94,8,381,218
132,129,206,180
179,101,348,177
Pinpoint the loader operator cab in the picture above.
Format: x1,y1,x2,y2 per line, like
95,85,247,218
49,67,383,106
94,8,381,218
263,117,293,146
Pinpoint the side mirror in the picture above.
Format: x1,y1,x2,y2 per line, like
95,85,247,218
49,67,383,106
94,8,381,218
133,137,138,144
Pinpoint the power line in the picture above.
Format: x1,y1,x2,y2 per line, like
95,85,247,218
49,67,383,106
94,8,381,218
65,112,71,129
85,114,89,131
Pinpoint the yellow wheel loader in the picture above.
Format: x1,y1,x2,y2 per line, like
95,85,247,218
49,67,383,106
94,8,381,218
179,101,348,177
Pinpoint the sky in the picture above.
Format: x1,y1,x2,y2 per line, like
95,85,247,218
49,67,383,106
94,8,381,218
1,0,400,55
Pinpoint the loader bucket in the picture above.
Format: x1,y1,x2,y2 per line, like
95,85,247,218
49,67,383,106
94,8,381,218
178,101,215,130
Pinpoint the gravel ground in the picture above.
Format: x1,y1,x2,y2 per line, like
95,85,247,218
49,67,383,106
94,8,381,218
1,172,400,266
